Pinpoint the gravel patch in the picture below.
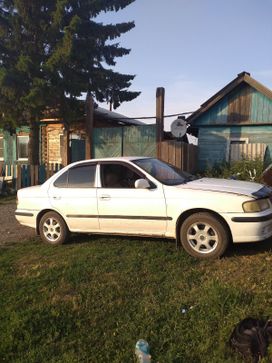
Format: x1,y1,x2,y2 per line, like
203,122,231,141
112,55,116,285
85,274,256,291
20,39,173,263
0,202,36,245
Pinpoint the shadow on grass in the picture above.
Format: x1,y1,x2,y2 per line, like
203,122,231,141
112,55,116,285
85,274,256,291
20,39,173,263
67,233,272,260
226,238,272,257
67,232,175,247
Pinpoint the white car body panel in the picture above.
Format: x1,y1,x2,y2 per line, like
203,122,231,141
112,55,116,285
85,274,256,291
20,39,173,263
48,185,100,232
97,184,167,235
181,178,263,196
15,157,272,244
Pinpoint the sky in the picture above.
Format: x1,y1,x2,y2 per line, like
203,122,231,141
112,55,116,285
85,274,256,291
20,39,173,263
98,0,272,130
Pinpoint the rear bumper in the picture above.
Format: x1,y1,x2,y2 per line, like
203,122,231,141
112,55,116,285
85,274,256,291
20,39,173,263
223,211,272,243
15,209,37,229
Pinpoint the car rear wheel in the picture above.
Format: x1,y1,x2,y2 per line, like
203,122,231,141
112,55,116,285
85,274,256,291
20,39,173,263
180,212,230,259
39,212,68,245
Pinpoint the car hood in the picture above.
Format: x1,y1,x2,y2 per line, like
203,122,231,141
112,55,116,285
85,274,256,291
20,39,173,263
178,178,272,198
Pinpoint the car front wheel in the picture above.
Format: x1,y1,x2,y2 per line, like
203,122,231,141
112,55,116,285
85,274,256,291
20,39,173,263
39,212,68,245
180,212,230,259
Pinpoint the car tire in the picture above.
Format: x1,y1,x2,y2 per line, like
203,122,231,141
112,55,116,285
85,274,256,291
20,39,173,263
180,212,230,259
39,211,69,245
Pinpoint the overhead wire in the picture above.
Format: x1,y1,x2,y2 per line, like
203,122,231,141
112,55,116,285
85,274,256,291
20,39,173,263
113,111,195,120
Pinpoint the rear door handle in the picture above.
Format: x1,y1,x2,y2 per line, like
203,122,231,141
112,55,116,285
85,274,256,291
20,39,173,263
100,194,111,201
53,196,61,200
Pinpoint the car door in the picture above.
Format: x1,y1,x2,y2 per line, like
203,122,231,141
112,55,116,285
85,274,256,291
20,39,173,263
97,162,168,235
48,163,99,232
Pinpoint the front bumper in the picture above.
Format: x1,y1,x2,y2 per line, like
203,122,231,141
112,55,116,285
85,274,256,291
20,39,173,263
223,210,272,243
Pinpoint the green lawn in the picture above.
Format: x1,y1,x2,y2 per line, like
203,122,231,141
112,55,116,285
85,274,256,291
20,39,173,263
1,236,272,362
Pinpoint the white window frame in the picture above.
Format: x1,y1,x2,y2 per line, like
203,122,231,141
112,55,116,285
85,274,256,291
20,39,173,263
229,137,249,145
17,135,29,161
0,136,3,161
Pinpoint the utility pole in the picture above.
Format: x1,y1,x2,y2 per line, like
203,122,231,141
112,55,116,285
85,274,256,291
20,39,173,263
156,87,165,159
85,93,94,160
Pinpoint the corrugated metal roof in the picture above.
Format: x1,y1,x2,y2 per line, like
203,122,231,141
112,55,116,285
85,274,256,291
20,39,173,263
94,107,143,126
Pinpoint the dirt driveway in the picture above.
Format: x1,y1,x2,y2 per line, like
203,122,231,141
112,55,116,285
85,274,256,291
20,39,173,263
0,201,36,245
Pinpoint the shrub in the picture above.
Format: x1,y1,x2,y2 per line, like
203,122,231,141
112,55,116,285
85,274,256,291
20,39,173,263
201,158,265,182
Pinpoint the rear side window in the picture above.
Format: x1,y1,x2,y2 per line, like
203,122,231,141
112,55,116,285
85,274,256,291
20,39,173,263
54,164,96,188
54,170,68,188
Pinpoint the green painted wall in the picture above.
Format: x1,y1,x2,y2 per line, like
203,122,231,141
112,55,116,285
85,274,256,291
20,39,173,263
198,125,272,170
0,127,30,163
93,125,156,159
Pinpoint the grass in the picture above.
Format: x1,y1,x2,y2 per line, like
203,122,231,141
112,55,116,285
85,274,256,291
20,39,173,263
1,236,272,362
0,194,16,205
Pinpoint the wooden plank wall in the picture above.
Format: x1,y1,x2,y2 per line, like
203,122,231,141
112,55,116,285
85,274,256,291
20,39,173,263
160,141,198,174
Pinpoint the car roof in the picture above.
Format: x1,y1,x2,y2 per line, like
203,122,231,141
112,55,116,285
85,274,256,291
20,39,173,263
69,156,151,166
42,156,153,188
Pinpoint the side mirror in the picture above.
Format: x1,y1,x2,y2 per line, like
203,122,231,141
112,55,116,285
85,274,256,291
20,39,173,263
135,179,150,189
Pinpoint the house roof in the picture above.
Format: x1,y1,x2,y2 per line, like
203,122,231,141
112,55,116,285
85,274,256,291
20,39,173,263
94,107,143,126
41,103,143,126
187,71,272,124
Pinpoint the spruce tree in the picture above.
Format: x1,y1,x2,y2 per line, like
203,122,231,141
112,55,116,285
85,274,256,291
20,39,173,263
0,0,139,163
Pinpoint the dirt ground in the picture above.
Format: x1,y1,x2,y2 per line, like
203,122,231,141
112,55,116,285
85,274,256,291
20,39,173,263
0,201,36,245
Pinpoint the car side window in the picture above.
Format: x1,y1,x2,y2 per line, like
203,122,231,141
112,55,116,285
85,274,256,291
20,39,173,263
101,164,142,189
54,170,68,188
54,164,96,188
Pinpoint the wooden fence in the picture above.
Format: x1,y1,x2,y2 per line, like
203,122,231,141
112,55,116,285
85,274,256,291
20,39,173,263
229,143,267,162
160,140,198,174
0,140,198,193
0,163,62,191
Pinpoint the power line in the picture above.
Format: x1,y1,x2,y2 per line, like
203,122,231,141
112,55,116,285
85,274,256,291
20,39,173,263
115,111,195,120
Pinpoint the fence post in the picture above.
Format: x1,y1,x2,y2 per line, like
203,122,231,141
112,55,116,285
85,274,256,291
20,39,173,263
86,93,94,160
30,165,35,186
16,165,21,190
34,165,39,185
156,87,165,159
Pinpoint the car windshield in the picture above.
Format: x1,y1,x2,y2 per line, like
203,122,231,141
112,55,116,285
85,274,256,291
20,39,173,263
133,158,196,186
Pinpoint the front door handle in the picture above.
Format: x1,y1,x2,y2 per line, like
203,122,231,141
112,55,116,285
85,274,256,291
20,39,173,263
100,194,111,201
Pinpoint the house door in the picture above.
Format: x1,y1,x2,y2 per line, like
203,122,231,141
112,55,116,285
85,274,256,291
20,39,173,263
71,139,86,162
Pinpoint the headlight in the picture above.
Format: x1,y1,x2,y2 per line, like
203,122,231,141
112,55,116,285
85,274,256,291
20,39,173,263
243,198,270,213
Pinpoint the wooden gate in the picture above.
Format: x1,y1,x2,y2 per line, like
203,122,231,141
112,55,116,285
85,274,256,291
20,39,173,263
160,140,198,174
93,125,156,158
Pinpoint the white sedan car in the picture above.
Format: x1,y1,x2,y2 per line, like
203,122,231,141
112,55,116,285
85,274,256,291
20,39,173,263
15,157,272,259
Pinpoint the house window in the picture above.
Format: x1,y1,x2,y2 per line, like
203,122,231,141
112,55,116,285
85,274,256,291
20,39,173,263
17,136,29,160
0,137,3,160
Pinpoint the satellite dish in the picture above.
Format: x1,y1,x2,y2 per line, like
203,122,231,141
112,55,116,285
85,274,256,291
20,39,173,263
171,118,187,138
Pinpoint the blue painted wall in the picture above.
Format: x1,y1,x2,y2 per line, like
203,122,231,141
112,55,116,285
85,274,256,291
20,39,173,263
251,89,272,123
193,97,228,126
193,84,272,170
198,125,272,170
194,85,272,127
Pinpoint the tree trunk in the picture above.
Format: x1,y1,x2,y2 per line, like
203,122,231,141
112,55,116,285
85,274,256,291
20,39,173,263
28,118,39,165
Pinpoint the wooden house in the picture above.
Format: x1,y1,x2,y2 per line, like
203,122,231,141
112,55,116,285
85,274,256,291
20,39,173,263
187,72,272,170
0,106,142,167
